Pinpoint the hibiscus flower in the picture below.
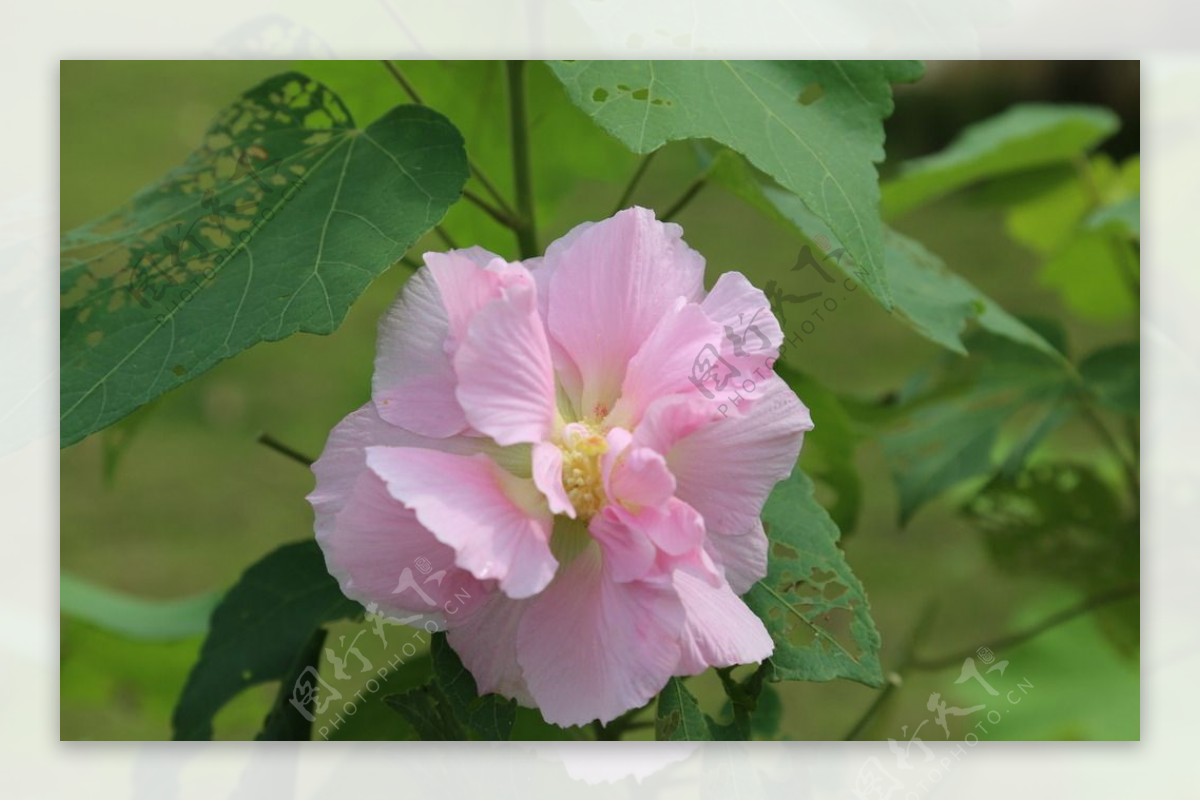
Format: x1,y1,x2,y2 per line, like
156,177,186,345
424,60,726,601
308,207,812,727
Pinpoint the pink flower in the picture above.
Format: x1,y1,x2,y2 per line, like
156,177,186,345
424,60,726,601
308,207,813,727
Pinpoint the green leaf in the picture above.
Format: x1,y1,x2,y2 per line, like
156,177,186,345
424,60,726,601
1039,230,1137,321
744,471,884,687
1087,194,1139,239
549,60,924,307
774,365,862,533
385,633,517,740
60,71,470,447
655,677,714,741
882,103,1119,216
963,462,1138,592
429,633,517,740
385,685,466,740
706,148,1061,360
256,628,328,741
1080,342,1139,414
172,540,360,740
60,571,221,642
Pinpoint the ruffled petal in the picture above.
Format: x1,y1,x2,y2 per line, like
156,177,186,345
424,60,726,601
532,441,575,517
366,447,557,599
446,592,535,706
308,403,488,621
545,207,705,420
516,542,684,726
653,377,813,538
705,519,769,595
454,269,557,446
674,570,773,675
608,301,724,430
372,248,524,437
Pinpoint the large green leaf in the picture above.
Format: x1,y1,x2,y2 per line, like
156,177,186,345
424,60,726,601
707,149,1061,360
882,103,1119,216
548,60,923,307
744,471,884,687
60,571,220,641
172,540,360,740
256,628,328,741
60,72,469,447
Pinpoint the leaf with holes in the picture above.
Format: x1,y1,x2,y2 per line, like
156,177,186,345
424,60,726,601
963,462,1138,592
548,60,923,308
60,71,469,447
655,677,715,741
172,540,360,740
744,471,884,687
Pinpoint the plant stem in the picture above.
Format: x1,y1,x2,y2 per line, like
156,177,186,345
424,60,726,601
660,176,707,222
381,60,518,221
461,189,520,230
506,60,538,258
611,151,658,215
381,59,424,104
257,433,313,467
906,584,1138,672
434,225,458,250
1079,398,1140,501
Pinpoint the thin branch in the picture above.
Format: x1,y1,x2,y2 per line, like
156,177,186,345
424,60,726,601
469,163,518,221
506,60,538,258
381,60,517,219
660,176,707,222
381,59,423,104
257,433,313,467
907,584,1138,672
462,188,520,230
843,601,938,741
434,225,458,250
1079,399,1140,501
611,151,658,216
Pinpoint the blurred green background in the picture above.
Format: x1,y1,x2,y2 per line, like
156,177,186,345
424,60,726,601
60,60,1139,740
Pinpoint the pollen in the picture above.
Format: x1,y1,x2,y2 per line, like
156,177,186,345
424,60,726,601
560,422,608,520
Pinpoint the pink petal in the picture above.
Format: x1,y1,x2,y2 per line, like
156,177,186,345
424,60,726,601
589,506,657,584
545,207,706,421
608,301,724,429
532,441,575,518
656,377,813,538
700,271,783,353
705,519,769,595
372,248,522,438
366,447,557,599
516,542,685,726
308,404,489,622
454,269,557,446
674,569,774,675
446,592,535,705
607,444,676,511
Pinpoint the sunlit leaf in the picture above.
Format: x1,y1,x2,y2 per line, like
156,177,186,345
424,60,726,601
61,72,469,447
744,471,884,687
882,103,1119,216
549,60,924,307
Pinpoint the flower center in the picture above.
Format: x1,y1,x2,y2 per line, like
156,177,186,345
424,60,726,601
560,422,608,521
